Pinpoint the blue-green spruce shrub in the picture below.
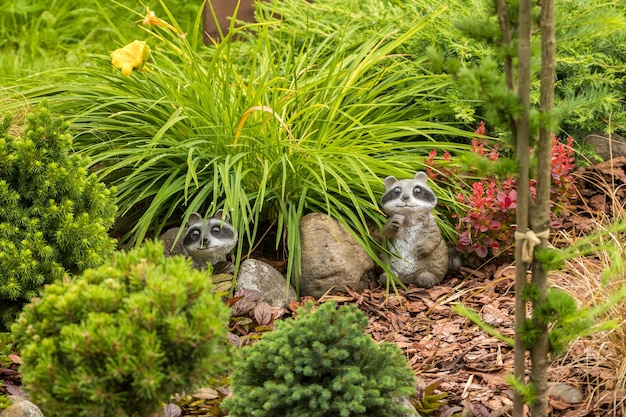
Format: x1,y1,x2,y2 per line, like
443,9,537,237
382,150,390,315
0,104,116,329
11,240,232,417
223,301,416,417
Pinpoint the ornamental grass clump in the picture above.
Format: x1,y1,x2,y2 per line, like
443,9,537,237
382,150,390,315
11,240,232,417
0,104,116,330
222,301,416,417
2,3,474,291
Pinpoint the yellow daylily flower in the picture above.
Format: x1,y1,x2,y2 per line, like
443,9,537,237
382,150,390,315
137,7,186,38
110,40,150,76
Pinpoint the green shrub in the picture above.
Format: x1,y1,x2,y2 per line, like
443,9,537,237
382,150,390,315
0,104,116,330
11,240,232,417
222,301,416,417
427,0,626,138
2,2,474,291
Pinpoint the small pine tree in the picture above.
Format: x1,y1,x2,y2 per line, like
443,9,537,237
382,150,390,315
11,240,232,417
0,104,116,329
222,301,416,417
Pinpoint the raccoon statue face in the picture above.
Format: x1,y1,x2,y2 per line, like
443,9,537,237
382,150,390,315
183,210,237,266
381,171,437,218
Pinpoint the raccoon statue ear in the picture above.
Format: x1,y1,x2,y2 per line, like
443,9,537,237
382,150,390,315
212,209,231,223
187,212,204,226
414,171,429,184
384,176,399,190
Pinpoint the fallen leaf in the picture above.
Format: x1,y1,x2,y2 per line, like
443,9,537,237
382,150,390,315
192,387,219,400
211,273,233,283
227,332,241,348
591,156,626,182
163,403,182,417
461,400,491,417
253,302,273,326
319,295,355,303
4,381,26,397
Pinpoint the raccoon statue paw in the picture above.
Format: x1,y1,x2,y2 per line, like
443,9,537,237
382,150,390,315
414,272,440,289
380,270,441,289
383,214,404,239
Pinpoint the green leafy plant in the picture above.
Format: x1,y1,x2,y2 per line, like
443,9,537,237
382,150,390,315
423,0,626,138
413,378,448,416
0,332,18,410
3,2,474,291
426,122,578,267
0,0,201,80
222,301,416,417
11,240,232,417
0,104,116,330
520,285,616,355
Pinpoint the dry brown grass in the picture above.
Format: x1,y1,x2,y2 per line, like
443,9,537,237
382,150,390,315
1,98,29,138
548,165,626,416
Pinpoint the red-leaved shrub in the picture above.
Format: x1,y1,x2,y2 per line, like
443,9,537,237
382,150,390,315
426,122,578,267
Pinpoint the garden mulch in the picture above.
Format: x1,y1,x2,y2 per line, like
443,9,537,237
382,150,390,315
2,157,625,417
322,270,578,417
294,157,626,416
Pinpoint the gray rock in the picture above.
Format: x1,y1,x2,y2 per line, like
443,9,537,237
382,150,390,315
582,132,626,161
236,259,297,307
548,382,584,404
299,213,377,298
393,396,422,417
0,397,44,417
159,226,187,258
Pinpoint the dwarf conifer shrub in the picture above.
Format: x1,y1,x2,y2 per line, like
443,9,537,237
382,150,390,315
0,104,116,330
222,301,416,417
11,240,232,417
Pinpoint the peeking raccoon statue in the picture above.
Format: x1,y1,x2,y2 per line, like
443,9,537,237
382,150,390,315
380,171,460,288
183,210,237,270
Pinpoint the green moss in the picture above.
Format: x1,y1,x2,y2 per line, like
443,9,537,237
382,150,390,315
11,240,232,417
223,301,416,417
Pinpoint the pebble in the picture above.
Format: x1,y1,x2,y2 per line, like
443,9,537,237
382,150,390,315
0,396,44,417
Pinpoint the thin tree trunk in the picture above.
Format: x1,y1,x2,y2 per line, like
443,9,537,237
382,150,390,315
530,0,556,416
514,0,533,415
495,0,514,91
494,0,517,134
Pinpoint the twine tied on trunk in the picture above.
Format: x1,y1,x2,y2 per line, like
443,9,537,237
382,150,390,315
515,229,550,263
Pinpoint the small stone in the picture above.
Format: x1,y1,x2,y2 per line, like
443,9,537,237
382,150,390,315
236,259,297,307
159,226,187,257
393,396,422,417
0,396,44,417
582,132,626,161
548,382,584,404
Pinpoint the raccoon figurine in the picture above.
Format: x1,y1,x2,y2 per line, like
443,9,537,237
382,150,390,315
183,210,238,270
380,171,460,288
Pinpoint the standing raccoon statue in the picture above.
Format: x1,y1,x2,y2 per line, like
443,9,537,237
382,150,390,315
380,171,460,288
183,210,237,268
